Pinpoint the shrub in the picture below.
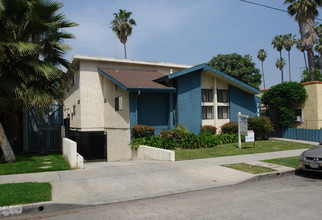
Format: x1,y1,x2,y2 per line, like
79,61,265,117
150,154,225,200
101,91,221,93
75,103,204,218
131,125,155,138
221,122,238,134
200,125,217,135
248,116,274,140
217,133,238,144
130,136,176,150
158,129,175,139
172,124,190,139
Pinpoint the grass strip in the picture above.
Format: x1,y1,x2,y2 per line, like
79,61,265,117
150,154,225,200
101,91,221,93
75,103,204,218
0,182,51,207
223,163,276,174
175,140,309,161
262,156,299,168
0,152,71,175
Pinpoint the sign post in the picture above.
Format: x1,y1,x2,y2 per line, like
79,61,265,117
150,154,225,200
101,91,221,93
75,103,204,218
238,112,248,149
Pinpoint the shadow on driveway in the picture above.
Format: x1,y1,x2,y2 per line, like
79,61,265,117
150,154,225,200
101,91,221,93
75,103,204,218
295,170,322,180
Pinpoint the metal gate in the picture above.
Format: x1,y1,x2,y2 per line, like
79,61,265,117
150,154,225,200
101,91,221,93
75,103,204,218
28,105,63,152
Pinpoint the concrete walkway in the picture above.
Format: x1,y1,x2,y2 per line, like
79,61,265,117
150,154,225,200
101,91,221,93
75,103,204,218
0,138,318,217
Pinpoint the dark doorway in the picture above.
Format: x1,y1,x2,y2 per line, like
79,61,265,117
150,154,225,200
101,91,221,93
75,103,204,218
68,130,107,161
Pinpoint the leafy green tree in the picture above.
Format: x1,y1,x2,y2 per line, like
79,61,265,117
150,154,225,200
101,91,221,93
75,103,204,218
301,68,322,82
262,82,307,128
110,9,136,59
285,0,322,81
0,0,77,162
275,58,287,83
283,33,297,81
257,49,268,89
296,38,308,70
207,53,261,89
272,35,285,82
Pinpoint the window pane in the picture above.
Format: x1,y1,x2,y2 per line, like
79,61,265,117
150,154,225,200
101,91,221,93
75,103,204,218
115,97,119,111
217,90,229,103
202,106,213,119
218,106,229,119
202,89,213,102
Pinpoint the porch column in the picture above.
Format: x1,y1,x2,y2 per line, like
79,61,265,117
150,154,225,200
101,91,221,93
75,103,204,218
129,92,138,128
169,93,174,130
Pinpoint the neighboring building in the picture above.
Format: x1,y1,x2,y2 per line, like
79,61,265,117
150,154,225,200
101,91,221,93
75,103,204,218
290,81,322,129
64,55,260,161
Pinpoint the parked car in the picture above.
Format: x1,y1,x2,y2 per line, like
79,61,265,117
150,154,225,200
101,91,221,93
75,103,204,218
299,142,322,172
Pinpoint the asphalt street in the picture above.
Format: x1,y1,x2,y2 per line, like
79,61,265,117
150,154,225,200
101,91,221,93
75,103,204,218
9,171,322,220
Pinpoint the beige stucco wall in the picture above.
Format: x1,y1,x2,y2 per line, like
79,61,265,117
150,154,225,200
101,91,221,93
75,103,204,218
292,83,322,129
201,72,230,132
64,70,81,129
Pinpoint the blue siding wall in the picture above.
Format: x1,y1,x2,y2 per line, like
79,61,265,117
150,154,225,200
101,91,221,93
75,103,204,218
129,92,138,129
282,128,322,142
137,93,169,135
229,85,260,122
176,70,201,133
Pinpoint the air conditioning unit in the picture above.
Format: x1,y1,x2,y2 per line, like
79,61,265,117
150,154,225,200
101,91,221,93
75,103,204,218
295,116,302,122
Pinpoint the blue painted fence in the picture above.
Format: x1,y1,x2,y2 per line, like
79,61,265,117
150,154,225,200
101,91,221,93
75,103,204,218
282,128,322,142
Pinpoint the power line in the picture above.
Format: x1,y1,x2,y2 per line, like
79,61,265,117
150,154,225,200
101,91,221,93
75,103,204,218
240,0,322,22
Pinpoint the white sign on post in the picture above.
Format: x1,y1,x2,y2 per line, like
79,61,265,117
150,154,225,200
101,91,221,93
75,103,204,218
245,130,255,142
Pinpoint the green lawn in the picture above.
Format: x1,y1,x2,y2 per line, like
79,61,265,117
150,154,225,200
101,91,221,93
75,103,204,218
262,156,299,168
0,182,51,206
223,163,276,174
175,140,309,161
0,152,71,175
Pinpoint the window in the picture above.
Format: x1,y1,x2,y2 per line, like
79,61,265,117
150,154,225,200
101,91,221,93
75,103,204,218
294,108,303,122
217,90,229,103
202,89,213,102
115,96,123,111
73,105,76,116
71,75,76,86
218,106,229,119
202,106,213,119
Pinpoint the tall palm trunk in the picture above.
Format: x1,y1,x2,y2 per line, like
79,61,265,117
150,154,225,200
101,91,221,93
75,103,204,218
280,51,284,82
261,61,266,89
307,48,315,81
124,43,127,59
288,51,291,81
0,123,16,163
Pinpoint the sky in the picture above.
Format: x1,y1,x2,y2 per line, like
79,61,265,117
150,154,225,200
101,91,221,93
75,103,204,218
61,0,322,90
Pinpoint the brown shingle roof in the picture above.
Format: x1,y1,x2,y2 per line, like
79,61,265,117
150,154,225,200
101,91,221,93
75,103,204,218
98,68,175,91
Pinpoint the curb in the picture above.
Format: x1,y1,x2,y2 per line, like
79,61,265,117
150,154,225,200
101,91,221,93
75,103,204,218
0,201,84,218
241,169,297,184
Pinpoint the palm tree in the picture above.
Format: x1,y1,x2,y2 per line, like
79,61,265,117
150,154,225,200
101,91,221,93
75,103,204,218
296,38,308,70
283,33,297,81
315,23,322,70
0,0,77,162
276,58,287,83
272,35,285,82
111,9,136,59
284,0,322,81
257,49,268,89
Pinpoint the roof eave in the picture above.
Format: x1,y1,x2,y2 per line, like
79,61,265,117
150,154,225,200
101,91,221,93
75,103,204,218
97,68,129,91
